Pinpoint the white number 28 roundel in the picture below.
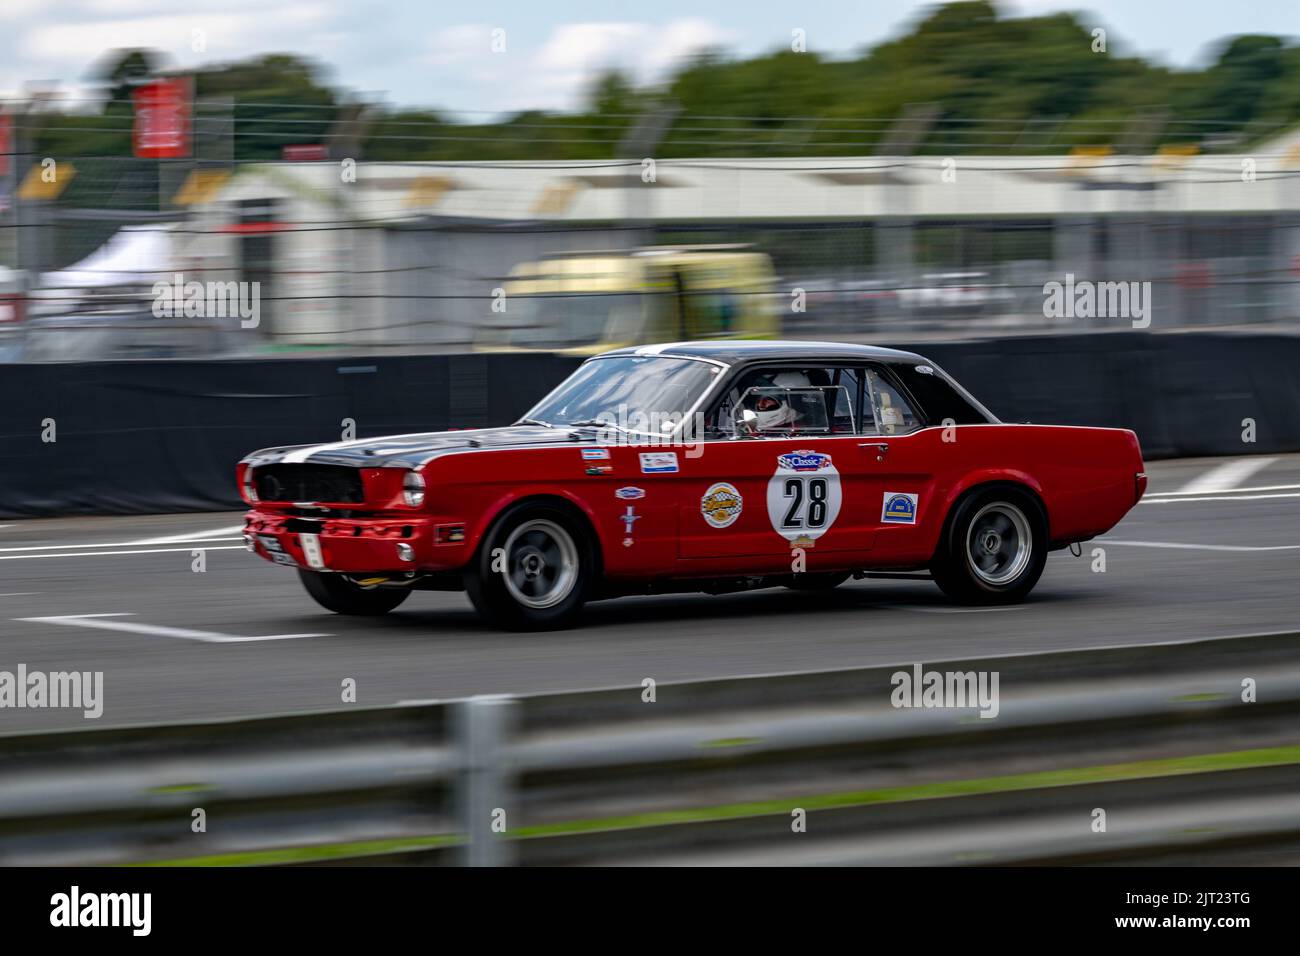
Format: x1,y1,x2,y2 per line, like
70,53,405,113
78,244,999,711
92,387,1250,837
766,449,843,545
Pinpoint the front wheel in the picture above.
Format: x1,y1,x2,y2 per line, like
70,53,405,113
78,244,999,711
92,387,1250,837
930,488,1046,604
298,570,412,615
464,503,595,631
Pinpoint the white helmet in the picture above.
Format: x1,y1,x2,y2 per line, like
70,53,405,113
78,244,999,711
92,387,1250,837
753,372,810,430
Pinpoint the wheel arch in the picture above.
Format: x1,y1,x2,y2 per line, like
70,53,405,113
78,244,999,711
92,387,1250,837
474,491,606,579
932,478,1049,563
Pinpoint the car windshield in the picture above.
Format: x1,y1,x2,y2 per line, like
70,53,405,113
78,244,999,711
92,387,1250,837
521,355,720,434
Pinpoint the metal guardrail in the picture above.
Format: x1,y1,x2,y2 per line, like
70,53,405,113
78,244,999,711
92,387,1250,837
2,631,1299,866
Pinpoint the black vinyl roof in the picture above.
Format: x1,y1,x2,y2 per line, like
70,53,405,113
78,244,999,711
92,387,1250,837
598,339,930,367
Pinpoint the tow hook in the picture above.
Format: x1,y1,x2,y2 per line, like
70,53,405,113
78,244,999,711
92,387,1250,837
1069,542,1082,557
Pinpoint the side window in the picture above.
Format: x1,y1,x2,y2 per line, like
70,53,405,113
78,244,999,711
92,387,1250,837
710,365,858,437
865,367,921,435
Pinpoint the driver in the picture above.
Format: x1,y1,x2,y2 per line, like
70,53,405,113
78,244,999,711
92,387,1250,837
752,371,812,431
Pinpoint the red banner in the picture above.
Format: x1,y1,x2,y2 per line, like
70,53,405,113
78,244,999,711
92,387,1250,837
0,111,11,177
132,77,191,159
282,144,328,161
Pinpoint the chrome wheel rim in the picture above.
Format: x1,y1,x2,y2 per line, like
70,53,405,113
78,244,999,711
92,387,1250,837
966,502,1032,586
503,519,579,609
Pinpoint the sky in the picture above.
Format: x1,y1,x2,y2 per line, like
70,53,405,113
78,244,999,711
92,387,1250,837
2,0,1298,114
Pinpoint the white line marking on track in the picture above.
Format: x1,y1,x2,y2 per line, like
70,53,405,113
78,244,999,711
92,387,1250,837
15,613,326,643
0,538,241,554
125,525,246,546
0,592,41,597
1141,492,1300,504
1174,457,1278,495
1100,539,1300,552
1144,482,1300,498
0,546,245,561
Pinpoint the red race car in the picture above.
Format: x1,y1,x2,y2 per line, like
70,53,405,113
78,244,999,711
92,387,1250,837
237,341,1146,630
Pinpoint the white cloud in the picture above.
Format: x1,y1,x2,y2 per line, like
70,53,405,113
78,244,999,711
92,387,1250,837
422,19,732,113
426,23,496,67
26,8,335,64
534,23,646,73
0,0,42,20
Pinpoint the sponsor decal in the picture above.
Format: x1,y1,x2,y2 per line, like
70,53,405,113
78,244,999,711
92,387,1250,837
767,449,842,547
615,486,646,500
700,482,743,529
639,452,679,474
882,492,918,524
585,465,613,475
620,506,641,548
620,506,642,534
581,448,611,460
776,449,833,472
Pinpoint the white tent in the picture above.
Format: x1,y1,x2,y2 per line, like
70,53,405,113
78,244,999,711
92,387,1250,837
37,224,175,290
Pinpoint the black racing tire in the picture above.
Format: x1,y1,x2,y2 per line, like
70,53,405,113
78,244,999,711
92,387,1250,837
929,486,1047,605
298,570,411,616
464,502,596,631
784,571,851,591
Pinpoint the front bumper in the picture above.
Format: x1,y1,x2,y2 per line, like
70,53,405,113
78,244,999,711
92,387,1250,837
243,511,468,573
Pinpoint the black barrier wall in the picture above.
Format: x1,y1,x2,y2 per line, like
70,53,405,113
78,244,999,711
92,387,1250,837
0,332,1297,517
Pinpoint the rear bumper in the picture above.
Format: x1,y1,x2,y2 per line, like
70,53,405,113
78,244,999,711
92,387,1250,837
242,511,469,573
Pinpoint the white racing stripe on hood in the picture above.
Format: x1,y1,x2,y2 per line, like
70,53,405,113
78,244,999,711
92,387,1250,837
279,432,440,464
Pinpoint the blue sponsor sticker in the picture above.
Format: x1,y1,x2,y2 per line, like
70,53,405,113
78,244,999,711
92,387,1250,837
882,492,918,524
615,486,646,500
777,449,832,472
639,452,679,474
581,448,611,460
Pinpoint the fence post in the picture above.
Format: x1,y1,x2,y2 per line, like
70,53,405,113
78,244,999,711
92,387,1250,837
455,695,517,867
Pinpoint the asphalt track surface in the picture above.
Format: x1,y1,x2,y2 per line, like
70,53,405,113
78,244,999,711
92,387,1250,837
2,453,1298,733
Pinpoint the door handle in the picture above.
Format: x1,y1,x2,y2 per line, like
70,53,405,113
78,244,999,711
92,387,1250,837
860,442,889,462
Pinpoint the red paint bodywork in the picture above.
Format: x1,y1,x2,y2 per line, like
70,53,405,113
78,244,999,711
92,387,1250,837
238,422,1144,582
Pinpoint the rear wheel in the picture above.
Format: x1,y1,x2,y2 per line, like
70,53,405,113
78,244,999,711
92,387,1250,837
298,570,411,616
930,487,1046,604
465,503,595,630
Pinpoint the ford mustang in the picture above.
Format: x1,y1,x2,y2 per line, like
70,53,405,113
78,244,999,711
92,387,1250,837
237,341,1146,629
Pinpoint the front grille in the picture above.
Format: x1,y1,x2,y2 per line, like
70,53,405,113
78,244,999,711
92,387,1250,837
253,464,364,503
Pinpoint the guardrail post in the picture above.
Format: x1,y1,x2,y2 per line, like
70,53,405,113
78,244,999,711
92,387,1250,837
455,695,517,867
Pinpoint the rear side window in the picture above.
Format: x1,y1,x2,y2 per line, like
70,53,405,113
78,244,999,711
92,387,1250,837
890,363,995,425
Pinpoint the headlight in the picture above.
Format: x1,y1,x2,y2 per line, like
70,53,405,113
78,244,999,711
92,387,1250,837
242,469,259,503
402,470,426,507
